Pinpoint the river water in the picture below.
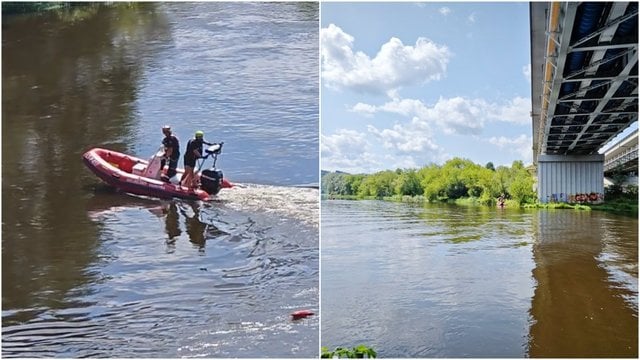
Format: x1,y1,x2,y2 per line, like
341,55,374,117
321,200,638,357
2,3,318,357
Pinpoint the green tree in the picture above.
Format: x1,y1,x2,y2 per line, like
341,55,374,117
419,163,444,201
369,171,396,197
491,166,511,197
439,158,474,199
324,157,538,206
357,171,395,198
507,163,536,204
509,175,535,204
511,160,525,171
322,172,349,195
459,161,490,198
485,162,495,171
345,174,365,196
606,165,629,200
393,169,423,196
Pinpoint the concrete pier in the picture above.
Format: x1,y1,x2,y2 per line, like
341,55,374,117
537,154,604,203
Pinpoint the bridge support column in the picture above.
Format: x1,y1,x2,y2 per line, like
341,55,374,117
537,154,604,204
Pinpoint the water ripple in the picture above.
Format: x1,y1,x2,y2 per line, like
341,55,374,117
322,200,637,357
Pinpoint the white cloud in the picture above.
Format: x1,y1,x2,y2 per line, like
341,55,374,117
439,7,451,16
523,64,531,83
383,154,420,169
367,116,440,153
488,134,533,163
321,24,452,94
350,102,377,117
321,128,369,155
467,13,477,23
321,129,382,173
327,99,533,172
431,97,486,135
379,97,426,116
487,96,531,125
321,121,446,173
349,95,531,135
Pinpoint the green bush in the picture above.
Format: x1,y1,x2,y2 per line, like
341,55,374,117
322,345,377,358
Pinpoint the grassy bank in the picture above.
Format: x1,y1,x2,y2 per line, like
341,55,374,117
322,194,362,201
324,194,638,215
523,198,637,215
523,203,591,210
588,198,638,215
325,194,505,206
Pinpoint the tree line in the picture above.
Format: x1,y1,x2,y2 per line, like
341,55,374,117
321,158,537,205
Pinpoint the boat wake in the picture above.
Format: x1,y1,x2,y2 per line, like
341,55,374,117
213,183,318,228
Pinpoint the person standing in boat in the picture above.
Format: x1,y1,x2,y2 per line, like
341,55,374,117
161,125,180,182
181,130,213,189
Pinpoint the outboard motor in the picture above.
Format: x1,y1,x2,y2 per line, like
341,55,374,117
198,142,225,195
200,168,224,195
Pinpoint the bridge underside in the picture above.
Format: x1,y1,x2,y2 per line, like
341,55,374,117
531,2,638,203
604,153,638,174
531,2,638,161
604,129,638,174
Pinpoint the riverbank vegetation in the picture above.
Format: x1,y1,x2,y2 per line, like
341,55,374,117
322,158,638,214
593,181,638,215
322,158,536,206
321,345,377,358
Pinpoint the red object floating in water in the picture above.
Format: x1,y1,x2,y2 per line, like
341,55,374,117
291,310,314,320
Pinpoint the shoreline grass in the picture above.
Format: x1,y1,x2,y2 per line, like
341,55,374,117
323,193,637,215
588,199,638,216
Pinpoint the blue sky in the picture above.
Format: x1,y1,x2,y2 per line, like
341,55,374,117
321,2,535,173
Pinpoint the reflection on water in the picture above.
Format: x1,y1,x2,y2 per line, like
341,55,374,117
529,211,638,357
3,3,318,357
4,186,319,358
87,195,225,250
321,201,536,357
162,201,221,249
3,2,167,321
321,200,637,357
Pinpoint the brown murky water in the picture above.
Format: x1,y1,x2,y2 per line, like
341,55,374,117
3,3,319,357
321,200,637,357
529,211,637,357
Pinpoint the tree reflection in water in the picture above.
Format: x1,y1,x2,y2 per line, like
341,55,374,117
2,3,170,316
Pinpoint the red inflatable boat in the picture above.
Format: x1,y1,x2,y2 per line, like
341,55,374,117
82,143,232,201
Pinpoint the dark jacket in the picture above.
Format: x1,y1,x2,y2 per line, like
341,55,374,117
162,134,180,160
